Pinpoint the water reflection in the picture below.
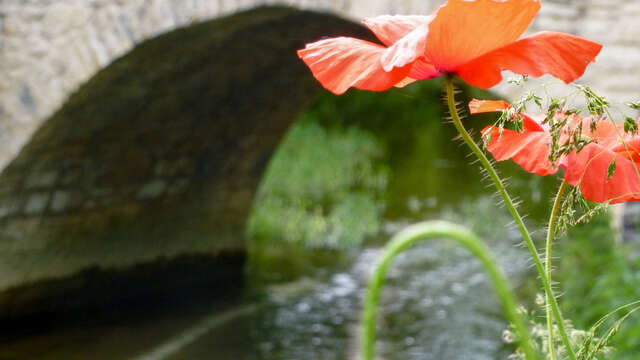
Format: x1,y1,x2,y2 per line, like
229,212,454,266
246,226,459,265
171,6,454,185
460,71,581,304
169,198,532,360
234,198,529,360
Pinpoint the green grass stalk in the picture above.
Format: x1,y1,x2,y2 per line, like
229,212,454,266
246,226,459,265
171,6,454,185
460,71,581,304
545,180,568,360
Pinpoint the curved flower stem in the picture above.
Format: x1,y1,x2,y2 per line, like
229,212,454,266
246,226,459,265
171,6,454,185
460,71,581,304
545,180,568,360
360,221,537,360
443,77,576,360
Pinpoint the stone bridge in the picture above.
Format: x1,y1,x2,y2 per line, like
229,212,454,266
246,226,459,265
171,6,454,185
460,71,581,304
0,0,639,317
3,0,640,171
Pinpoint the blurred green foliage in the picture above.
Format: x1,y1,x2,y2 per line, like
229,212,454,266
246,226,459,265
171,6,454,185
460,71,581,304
556,213,640,359
247,117,387,248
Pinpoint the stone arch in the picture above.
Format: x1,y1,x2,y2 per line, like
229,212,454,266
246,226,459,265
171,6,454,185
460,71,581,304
1,0,444,170
0,6,378,316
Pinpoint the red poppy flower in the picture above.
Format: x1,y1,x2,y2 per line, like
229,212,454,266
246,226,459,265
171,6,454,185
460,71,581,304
471,99,560,176
470,99,640,204
297,0,602,94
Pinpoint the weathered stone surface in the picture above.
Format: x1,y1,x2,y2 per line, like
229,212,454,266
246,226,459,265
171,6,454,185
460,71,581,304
137,179,166,199
0,197,21,219
0,7,376,304
25,170,57,189
50,190,82,213
23,192,49,215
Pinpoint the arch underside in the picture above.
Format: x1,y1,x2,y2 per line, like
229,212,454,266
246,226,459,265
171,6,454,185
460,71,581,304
0,6,377,318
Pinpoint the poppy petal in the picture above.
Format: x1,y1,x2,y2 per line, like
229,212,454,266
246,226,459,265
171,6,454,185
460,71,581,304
612,137,640,163
457,31,603,88
483,125,558,176
469,99,544,132
469,99,510,114
297,37,411,94
394,77,417,88
393,58,442,87
521,114,547,132
585,120,623,148
408,58,442,80
563,143,640,204
362,15,432,46
426,0,540,71
381,22,430,71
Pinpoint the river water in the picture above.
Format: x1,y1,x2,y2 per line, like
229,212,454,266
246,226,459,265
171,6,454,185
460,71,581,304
86,196,530,360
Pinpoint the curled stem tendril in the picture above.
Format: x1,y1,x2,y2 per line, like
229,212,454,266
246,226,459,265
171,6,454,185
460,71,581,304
360,221,537,360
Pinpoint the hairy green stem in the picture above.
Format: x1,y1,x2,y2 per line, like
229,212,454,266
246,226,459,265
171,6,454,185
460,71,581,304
360,221,537,360
545,180,568,360
443,77,576,360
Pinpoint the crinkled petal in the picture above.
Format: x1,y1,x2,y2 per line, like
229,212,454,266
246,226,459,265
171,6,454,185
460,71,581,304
457,31,603,88
393,58,442,87
585,120,623,148
408,58,441,80
469,99,544,131
564,120,640,203
613,137,640,163
394,77,417,88
563,143,640,204
426,0,540,71
297,37,411,94
362,15,432,46
469,99,510,114
483,125,558,176
381,22,430,71
521,114,547,132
